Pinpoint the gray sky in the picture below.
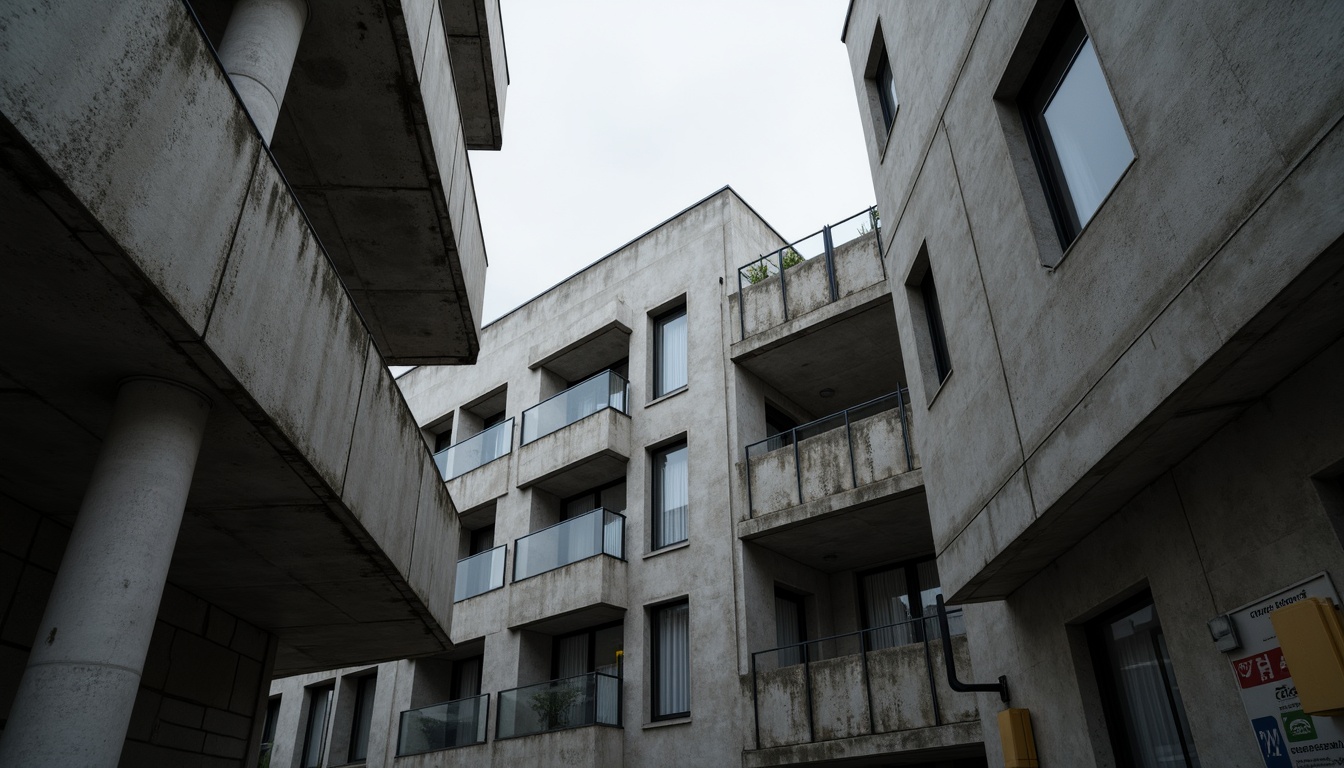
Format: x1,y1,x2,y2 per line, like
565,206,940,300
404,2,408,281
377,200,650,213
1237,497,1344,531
470,0,876,322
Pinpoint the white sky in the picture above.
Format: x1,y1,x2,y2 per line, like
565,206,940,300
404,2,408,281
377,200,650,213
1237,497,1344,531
470,0,876,322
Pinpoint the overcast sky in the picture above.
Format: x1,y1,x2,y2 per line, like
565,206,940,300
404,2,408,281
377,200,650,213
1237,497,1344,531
469,0,876,322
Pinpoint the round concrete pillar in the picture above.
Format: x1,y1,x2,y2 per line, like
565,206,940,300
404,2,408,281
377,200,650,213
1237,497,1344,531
0,378,211,768
217,0,309,144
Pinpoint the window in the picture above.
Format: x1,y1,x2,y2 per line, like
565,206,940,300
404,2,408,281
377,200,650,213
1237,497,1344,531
552,623,624,678
1090,593,1201,768
918,269,952,384
562,480,627,520
348,675,377,762
468,524,495,556
301,684,333,768
651,442,688,549
1020,2,1134,246
651,601,690,719
451,655,484,699
259,696,281,765
859,558,957,649
774,588,807,666
653,306,688,397
875,50,898,131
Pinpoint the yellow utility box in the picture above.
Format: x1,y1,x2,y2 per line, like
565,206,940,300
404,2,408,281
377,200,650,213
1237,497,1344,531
1271,597,1344,715
997,708,1039,768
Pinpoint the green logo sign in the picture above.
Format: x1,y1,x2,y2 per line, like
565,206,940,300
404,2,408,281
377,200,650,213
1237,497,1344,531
1283,710,1317,743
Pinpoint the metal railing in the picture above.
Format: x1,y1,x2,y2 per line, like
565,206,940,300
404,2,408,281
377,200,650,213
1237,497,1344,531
434,418,514,480
512,508,625,582
736,206,884,340
521,370,630,445
397,693,490,755
454,545,506,602
496,672,622,739
744,389,913,517
749,610,966,749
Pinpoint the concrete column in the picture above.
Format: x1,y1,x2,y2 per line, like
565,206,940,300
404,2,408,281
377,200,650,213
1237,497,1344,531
218,0,309,145
0,379,211,768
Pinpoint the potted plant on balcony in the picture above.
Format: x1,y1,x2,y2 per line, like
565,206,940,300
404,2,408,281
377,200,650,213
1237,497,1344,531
529,685,581,729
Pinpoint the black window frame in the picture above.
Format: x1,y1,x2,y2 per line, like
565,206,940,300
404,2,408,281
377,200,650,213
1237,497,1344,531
774,587,808,666
1087,591,1200,768
875,50,898,131
857,557,941,635
347,673,377,763
450,654,485,700
651,440,689,551
300,683,333,768
550,620,625,680
652,306,688,398
650,599,691,721
919,271,952,384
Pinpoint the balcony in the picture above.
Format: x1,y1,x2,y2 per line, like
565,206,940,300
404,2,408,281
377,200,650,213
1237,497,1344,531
496,672,622,739
516,371,631,496
746,613,981,767
739,392,927,572
396,693,489,756
436,418,513,512
509,510,627,632
454,545,506,602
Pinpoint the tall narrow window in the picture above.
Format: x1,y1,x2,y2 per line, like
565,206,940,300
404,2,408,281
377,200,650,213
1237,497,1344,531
348,675,377,762
301,685,333,768
654,306,688,397
451,655,484,699
652,442,688,549
774,589,807,667
876,51,898,131
259,696,281,765
920,271,952,384
1091,594,1201,768
1020,2,1134,246
860,558,955,650
651,601,690,719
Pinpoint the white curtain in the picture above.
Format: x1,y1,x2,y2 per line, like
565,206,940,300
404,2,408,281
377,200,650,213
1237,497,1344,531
656,602,690,717
862,568,913,650
654,445,688,548
775,594,804,666
1107,606,1197,767
656,311,688,396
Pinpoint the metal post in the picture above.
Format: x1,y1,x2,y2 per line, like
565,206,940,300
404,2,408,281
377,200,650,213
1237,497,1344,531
751,653,761,749
898,387,913,471
803,643,815,744
778,251,791,321
922,617,943,726
792,431,803,507
860,630,876,735
872,208,887,281
935,596,1010,702
823,225,839,302
844,407,858,491
737,267,747,341
745,445,755,518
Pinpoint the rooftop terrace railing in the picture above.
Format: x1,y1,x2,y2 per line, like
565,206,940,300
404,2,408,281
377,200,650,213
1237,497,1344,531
744,389,914,517
749,610,967,750
454,544,506,602
434,417,513,480
512,508,625,582
521,370,629,445
396,693,489,755
736,206,884,340
495,672,621,739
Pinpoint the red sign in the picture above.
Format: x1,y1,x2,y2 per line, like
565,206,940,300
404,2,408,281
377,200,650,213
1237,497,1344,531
1232,647,1289,689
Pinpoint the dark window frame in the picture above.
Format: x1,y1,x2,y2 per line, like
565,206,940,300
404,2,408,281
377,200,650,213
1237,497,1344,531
651,440,689,550
347,674,377,762
875,51,898,131
857,557,940,633
650,599,691,721
652,306,688,398
550,620,625,680
300,684,333,768
919,271,952,384
560,478,627,522
451,654,485,700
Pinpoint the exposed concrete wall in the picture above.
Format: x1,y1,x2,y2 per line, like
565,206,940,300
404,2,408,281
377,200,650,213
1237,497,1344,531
962,339,1344,767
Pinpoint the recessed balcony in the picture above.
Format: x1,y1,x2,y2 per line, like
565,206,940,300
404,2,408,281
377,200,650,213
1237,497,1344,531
739,391,927,572
516,371,631,496
436,418,513,512
396,693,489,757
508,509,627,632
746,612,981,766
454,545,506,603
496,672,622,739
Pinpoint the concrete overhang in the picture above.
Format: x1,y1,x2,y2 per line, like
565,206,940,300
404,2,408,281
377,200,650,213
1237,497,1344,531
191,0,504,365
0,0,463,674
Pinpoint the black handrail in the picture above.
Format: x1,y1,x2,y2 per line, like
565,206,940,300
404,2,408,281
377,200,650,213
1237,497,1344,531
745,389,910,457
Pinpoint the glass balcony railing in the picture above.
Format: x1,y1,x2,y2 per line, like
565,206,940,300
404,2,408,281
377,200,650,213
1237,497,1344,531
521,370,629,445
496,672,621,739
434,418,514,480
454,545,506,602
512,508,625,582
396,693,489,755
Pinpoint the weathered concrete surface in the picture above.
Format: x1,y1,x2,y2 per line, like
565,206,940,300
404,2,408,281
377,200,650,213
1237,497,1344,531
444,447,511,512
442,0,508,150
216,0,306,144
744,721,984,768
492,724,623,768
515,408,631,497
507,555,627,634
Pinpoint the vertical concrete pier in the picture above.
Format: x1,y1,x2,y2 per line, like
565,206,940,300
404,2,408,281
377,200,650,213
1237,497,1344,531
217,0,309,144
0,379,211,768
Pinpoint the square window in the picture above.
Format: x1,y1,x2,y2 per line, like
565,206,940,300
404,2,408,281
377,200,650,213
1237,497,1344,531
653,306,688,397
1089,593,1201,767
1020,3,1134,246
651,442,688,550
651,600,690,719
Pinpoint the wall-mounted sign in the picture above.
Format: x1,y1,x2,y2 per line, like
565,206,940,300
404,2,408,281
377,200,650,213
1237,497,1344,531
1226,573,1344,768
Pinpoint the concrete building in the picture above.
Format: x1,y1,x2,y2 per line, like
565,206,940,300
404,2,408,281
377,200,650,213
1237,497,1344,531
0,0,504,766
261,187,994,768
841,0,1344,766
